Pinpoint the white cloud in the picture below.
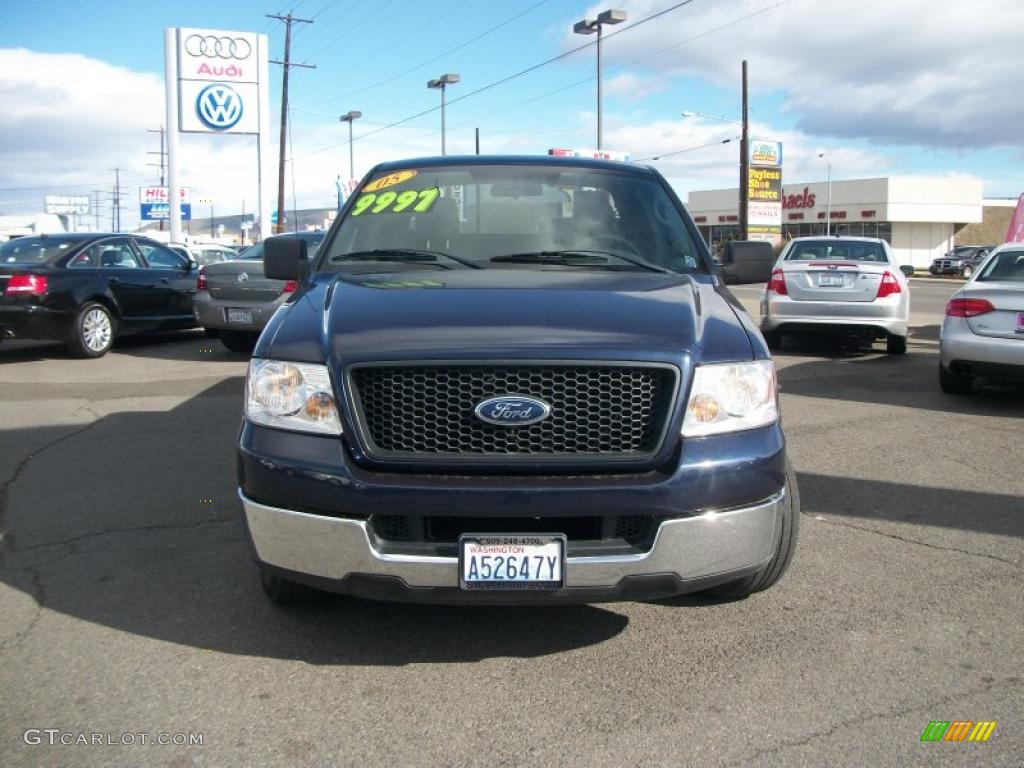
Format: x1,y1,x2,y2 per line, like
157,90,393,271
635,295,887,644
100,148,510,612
569,0,1024,150
602,72,666,102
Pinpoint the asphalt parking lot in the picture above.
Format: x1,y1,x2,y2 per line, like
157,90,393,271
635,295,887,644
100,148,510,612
1,278,1021,767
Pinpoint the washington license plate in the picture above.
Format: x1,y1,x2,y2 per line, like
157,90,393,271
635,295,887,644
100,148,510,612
226,308,253,324
459,535,565,590
818,273,845,287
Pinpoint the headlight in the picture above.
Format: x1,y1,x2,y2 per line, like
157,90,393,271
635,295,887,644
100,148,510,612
682,360,778,437
245,359,342,435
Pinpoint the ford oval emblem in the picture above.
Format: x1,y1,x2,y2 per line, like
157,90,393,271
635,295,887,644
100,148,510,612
474,395,551,427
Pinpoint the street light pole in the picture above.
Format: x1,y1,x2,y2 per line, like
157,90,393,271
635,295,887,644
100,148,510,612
573,9,626,151
339,110,362,181
818,152,832,235
427,74,460,155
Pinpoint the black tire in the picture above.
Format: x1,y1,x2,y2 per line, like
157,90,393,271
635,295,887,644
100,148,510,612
886,334,907,354
203,327,219,338
259,565,321,604
220,330,257,353
702,463,800,600
763,330,782,351
66,302,115,358
939,362,973,394
961,265,974,279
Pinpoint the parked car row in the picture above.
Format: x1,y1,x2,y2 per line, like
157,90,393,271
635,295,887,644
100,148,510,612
0,232,323,357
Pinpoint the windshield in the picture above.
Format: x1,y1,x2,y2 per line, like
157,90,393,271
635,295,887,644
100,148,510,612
785,240,889,263
320,164,704,274
0,236,82,265
976,250,1024,282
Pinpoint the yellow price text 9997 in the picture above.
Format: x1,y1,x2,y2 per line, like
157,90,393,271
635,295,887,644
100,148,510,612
350,188,441,216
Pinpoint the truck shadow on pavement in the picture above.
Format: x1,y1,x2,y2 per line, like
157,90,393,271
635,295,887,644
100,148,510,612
777,337,1024,416
0,378,629,665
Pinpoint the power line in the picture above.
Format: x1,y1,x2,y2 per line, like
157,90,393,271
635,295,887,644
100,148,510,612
635,136,738,162
294,0,701,159
295,0,550,113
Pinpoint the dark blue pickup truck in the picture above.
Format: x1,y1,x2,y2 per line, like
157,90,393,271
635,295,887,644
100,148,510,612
238,156,798,605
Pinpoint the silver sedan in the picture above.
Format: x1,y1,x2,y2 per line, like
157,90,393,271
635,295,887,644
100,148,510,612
939,244,1024,393
760,236,910,353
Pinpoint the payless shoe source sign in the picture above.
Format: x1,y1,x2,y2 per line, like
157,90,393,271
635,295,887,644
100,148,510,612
747,140,783,246
177,29,261,135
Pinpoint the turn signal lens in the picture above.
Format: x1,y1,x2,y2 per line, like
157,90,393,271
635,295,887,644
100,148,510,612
876,271,902,299
768,269,787,295
946,297,995,317
5,274,48,295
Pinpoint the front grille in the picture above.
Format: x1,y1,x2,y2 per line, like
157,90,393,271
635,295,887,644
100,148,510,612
349,363,677,463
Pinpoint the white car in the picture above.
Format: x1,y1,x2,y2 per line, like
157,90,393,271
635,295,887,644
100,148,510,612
939,244,1024,393
760,236,910,354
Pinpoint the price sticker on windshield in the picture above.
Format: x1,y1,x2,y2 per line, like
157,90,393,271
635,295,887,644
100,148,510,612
350,188,441,216
363,170,417,192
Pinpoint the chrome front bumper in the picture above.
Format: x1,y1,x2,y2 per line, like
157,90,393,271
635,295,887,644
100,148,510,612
239,489,783,595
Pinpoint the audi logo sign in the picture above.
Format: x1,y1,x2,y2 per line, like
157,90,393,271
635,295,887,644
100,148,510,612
184,34,252,60
177,27,257,85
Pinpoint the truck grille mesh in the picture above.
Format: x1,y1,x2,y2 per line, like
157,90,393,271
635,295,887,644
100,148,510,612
350,364,676,461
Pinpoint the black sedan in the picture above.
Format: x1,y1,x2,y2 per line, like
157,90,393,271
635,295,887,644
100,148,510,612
0,233,199,357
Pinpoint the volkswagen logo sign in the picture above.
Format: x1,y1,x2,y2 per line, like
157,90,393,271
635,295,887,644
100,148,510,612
474,395,552,427
184,34,252,60
237,272,249,283
196,83,243,131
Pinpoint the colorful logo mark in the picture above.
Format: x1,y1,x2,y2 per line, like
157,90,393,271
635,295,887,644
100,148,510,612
920,721,997,742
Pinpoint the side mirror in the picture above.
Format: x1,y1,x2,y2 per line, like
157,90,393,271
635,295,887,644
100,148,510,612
264,236,308,281
186,259,198,272
899,264,915,278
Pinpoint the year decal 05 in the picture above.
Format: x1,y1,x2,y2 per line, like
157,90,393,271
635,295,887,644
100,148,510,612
350,188,441,216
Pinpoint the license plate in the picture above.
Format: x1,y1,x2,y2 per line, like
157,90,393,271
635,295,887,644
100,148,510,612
1017,312,1024,334
226,308,253,324
818,273,845,287
459,534,565,591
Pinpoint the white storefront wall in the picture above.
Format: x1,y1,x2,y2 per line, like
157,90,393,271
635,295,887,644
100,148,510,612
686,176,983,269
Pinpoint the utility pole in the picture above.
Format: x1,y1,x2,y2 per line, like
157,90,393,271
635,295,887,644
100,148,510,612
739,60,749,242
267,11,314,234
92,190,103,231
147,126,167,231
111,168,122,233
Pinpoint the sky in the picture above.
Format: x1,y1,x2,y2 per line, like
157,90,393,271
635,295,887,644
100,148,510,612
1,0,1022,231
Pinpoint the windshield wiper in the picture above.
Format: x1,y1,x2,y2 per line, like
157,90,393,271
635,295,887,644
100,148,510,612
330,248,481,269
491,250,676,275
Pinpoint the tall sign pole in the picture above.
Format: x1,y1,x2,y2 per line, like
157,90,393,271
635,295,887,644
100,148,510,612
257,33,271,241
165,25,267,242
739,59,749,241
165,28,181,242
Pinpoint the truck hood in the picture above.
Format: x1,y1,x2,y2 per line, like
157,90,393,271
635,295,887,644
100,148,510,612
261,269,755,366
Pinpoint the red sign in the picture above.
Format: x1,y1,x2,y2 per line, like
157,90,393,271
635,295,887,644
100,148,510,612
782,187,816,210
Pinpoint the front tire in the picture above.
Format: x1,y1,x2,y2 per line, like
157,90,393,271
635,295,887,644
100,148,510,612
886,334,907,354
702,463,800,600
220,330,257,353
939,362,973,394
66,302,115,358
763,330,782,351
